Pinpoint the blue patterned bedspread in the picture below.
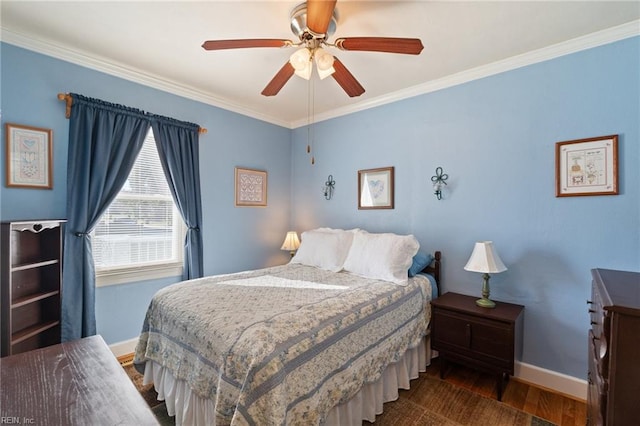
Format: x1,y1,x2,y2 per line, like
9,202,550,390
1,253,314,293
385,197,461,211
134,263,432,425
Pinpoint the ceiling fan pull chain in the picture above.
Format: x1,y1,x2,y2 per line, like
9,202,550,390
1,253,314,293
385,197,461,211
311,76,316,164
306,78,311,156
306,74,316,164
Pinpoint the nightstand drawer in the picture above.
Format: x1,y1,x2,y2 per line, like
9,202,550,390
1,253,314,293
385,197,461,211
432,309,514,370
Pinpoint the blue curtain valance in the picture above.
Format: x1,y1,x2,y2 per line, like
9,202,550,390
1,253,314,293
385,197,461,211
149,113,199,133
70,93,150,121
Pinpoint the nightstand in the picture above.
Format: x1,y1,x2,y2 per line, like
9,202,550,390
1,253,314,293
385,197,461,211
431,292,524,400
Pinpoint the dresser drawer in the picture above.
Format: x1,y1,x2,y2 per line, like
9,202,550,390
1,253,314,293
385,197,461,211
433,308,514,368
588,331,606,426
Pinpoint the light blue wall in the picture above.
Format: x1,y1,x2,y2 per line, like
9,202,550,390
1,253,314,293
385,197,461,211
2,37,638,380
0,43,293,344
291,37,640,379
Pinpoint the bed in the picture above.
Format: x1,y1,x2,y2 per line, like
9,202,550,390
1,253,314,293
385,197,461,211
134,228,441,425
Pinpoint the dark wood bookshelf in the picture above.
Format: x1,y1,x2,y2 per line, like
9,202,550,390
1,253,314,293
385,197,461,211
1,220,65,357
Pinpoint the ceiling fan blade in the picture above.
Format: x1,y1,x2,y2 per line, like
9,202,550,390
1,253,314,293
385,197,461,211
306,0,337,35
261,62,295,96
335,37,424,55
331,58,365,98
202,39,292,50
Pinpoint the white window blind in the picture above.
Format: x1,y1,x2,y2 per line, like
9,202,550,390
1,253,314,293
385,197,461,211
93,129,184,285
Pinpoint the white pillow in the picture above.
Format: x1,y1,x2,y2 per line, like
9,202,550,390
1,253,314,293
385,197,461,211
343,231,420,284
315,227,360,234
290,229,354,272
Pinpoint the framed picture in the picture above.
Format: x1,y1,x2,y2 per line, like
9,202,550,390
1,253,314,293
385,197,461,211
555,135,618,197
5,123,53,189
235,167,267,207
358,166,394,209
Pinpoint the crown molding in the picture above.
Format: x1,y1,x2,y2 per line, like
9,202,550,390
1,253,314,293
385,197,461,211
2,19,638,130
292,19,640,128
0,28,291,128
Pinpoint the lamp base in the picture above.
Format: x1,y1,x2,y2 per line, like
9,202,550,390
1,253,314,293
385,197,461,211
476,272,496,308
476,297,496,308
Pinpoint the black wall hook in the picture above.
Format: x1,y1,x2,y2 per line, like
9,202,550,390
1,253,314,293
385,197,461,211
323,174,335,200
431,167,449,200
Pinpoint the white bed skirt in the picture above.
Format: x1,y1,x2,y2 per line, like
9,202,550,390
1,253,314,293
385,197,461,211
143,335,432,425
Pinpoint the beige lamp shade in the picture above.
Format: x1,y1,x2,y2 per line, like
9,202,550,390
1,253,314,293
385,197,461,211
464,241,507,308
464,241,507,273
281,231,301,253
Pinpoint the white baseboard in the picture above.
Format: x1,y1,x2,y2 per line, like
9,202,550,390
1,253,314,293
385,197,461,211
515,361,587,401
108,337,138,358
108,337,587,401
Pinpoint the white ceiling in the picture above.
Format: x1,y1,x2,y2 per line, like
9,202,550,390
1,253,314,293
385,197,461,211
1,1,639,128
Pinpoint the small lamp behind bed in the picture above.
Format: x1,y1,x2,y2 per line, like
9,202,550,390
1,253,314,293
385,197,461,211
281,231,301,257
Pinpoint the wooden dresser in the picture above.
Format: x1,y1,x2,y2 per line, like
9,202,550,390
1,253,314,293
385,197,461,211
588,268,640,426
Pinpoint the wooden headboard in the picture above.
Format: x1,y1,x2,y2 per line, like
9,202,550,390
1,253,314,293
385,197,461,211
422,251,442,296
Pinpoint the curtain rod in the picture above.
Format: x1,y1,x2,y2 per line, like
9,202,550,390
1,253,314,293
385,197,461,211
57,93,208,134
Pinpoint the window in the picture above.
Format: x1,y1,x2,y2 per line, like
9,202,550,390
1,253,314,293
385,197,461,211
92,129,185,286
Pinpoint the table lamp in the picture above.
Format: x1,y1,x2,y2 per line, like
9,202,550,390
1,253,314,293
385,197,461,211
464,241,507,308
281,231,300,257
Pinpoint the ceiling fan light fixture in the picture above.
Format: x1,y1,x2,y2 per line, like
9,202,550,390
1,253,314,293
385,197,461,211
290,48,311,71
290,47,312,80
314,47,334,70
314,47,335,80
295,64,313,80
316,65,335,80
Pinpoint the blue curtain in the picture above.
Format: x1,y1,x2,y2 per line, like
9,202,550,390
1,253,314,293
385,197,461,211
62,94,150,341
151,117,204,280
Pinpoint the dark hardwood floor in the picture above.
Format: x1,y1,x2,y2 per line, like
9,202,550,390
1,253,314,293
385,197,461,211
424,358,587,426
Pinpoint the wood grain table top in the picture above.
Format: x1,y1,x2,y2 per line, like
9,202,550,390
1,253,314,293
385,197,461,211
0,335,158,425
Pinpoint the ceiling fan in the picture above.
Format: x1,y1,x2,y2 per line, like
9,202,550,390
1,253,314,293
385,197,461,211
201,0,424,98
